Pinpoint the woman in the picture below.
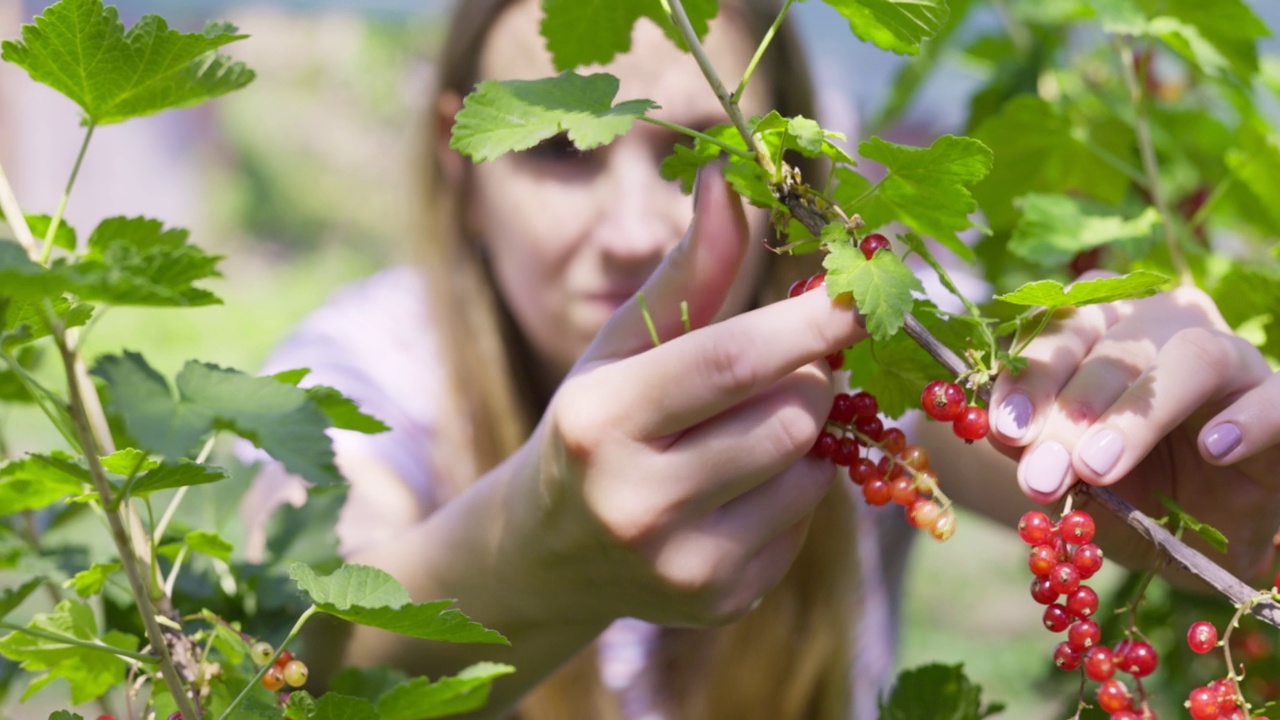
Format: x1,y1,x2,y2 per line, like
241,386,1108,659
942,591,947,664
242,0,1280,717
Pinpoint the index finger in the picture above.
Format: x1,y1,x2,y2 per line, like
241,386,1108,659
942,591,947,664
589,287,866,439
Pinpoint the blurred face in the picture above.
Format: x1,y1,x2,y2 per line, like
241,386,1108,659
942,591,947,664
460,0,772,380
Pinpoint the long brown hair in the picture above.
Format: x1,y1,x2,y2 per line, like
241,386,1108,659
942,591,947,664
416,1,858,717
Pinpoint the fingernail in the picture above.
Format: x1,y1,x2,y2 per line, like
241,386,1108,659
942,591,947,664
995,393,1033,440
1079,428,1124,476
1204,422,1242,459
1020,441,1071,495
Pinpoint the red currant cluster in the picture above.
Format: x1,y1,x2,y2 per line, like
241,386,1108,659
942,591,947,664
812,386,956,541
251,640,309,693
920,379,988,442
1181,614,1274,719
1019,508,1163,718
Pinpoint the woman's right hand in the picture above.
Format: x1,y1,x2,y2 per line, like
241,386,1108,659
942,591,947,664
501,169,867,630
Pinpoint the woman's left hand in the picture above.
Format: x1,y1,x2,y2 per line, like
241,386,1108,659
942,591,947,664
988,279,1280,584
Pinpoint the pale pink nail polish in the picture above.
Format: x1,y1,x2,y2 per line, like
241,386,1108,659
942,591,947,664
1019,441,1071,495
995,393,1033,440
1079,428,1124,476
1203,423,1242,459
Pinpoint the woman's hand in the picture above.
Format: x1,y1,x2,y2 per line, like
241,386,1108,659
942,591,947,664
988,278,1280,583
497,169,865,631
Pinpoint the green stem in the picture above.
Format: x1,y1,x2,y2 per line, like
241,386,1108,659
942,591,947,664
665,0,773,175
637,292,662,347
217,605,318,720
637,116,754,161
1115,38,1192,285
0,620,159,665
0,158,38,259
38,123,95,266
1187,175,1234,232
842,177,885,214
0,348,79,449
732,0,796,104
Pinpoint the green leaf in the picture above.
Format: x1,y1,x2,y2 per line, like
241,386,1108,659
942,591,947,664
0,296,93,351
378,662,517,720
1135,0,1268,80
658,122,743,192
879,663,1003,720
820,0,950,56
971,96,1132,231
823,231,924,341
0,600,139,705
203,609,252,664
122,460,228,498
1210,262,1280,364
0,578,42,620
94,352,341,486
63,562,121,598
541,0,718,71
184,530,233,563
291,563,509,645
450,72,658,163
0,240,64,301
1008,194,1161,267
995,271,1170,309
329,665,411,703
1226,125,1280,232
0,453,88,514
56,216,223,307
0,0,254,125
1155,492,1228,553
21,215,76,252
99,448,158,476
839,135,993,263
284,690,379,720
301,386,390,434
48,712,83,720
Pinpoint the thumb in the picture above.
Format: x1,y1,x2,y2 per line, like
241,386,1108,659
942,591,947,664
581,165,753,364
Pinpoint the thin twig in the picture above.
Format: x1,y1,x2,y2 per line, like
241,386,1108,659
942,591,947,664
0,158,38,259
0,620,159,665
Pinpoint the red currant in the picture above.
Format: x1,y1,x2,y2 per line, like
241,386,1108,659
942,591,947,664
889,476,918,506
273,649,293,668
880,427,907,456
898,445,929,471
168,714,183,720
803,272,826,293
1187,621,1218,654
1030,576,1059,605
921,379,967,422
830,393,856,424
251,641,274,666
1067,619,1101,652
1072,543,1104,577
825,350,845,371
952,405,989,441
283,659,309,688
1043,603,1072,632
1065,585,1099,618
906,500,940,529
812,431,837,459
1059,510,1096,544
1208,678,1240,714
929,510,956,541
262,664,286,692
1097,679,1133,713
849,391,878,419
854,414,884,443
1048,562,1082,595
862,478,891,506
850,458,879,486
1017,510,1054,546
1053,641,1083,670
1029,545,1058,577
1084,646,1115,682
787,278,806,298
1188,686,1221,720
859,232,890,260
1118,640,1158,677
833,437,857,466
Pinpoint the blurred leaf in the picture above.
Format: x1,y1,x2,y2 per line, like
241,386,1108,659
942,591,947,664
122,461,228,498
63,562,121,598
184,530,233,563
450,72,658,162
0,296,93,351
0,578,42,620
541,0,717,71
0,240,64,301
972,96,1132,231
0,0,254,124
0,600,138,704
1135,0,1267,80
378,662,517,720
55,216,222,307
0,453,88,514
284,690,378,720
302,386,389,434
94,352,340,486
823,228,924,341
995,271,1169,308
837,135,992,263
47,712,83,720
98,448,157,476
1008,194,1161,267
329,665,411,703
820,0,949,56
880,663,1003,720
291,563,508,644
